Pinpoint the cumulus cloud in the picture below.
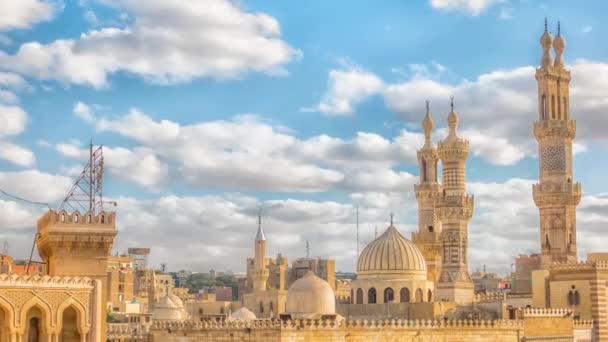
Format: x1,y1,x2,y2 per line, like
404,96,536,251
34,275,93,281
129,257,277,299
93,109,426,192
306,66,384,115
73,101,95,123
0,105,35,166
0,0,63,31
430,0,503,15
0,0,298,87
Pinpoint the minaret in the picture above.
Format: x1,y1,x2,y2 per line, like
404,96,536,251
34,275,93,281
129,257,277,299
252,213,269,292
533,20,580,268
412,101,443,284
435,96,475,304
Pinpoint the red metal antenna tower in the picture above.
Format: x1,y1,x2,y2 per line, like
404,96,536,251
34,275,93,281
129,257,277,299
58,141,109,214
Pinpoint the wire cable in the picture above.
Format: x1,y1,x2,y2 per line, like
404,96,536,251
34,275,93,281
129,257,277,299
0,188,50,207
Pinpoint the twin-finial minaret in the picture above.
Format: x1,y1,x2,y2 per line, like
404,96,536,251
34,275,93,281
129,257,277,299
534,20,580,268
540,19,566,70
413,96,474,304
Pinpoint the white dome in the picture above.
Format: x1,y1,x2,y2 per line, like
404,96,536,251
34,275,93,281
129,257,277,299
168,293,184,308
286,271,335,316
153,294,187,320
229,307,257,321
357,225,427,280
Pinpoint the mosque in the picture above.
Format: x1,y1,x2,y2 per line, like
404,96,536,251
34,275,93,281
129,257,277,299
0,22,606,342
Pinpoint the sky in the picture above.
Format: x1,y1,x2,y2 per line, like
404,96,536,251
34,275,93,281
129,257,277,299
0,0,607,276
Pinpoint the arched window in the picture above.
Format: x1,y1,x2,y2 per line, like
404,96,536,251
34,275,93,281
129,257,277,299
421,160,427,182
74,215,79,223
400,288,410,303
87,215,92,223
428,226,434,233
415,288,423,303
545,234,550,247
427,289,433,302
384,288,394,303
563,97,567,118
220,307,225,315
568,286,581,306
551,95,556,119
356,288,363,304
101,215,105,223
269,302,274,313
569,233,573,244
28,317,40,342
541,95,547,120
351,289,354,304
259,301,264,313
61,214,65,223
368,288,377,304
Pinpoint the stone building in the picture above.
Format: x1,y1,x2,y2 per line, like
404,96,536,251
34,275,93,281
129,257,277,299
512,254,541,294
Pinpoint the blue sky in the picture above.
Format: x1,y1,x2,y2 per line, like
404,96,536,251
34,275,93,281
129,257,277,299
0,0,607,275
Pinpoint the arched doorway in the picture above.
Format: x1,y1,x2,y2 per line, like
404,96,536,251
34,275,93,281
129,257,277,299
368,288,377,304
400,287,410,303
383,288,394,303
60,306,81,342
415,288,423,303
26,307,44,342
0,306,5,342
427,289,433,302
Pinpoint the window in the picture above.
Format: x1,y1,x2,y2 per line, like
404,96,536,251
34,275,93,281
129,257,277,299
101,215,105,223
87,215,92,223
427,289,433,302
199,308,203,315
551,95,556,119
259,302,264,313
421,160,427,182
428,226,434,233
541,95,547,120
61,214,65,223
384,288,394,303
356,288,363,304
563,97,567,118
269,302,274,312
351,289,354,304
415,288,423,303
368,288,377,304
74,215,79,223
400,288,410,303
568,286,581,306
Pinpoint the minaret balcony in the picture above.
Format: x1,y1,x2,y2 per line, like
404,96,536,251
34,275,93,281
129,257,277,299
534,120,576,140
532,182,582,206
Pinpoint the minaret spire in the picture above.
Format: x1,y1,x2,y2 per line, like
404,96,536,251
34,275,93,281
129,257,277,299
255,208,265,241
553,21,566,69
540,19,554,68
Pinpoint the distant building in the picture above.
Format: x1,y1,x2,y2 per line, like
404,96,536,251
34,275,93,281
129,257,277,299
471,271,501,294
201,286,233,301
107,255,135,312
511,254,541,294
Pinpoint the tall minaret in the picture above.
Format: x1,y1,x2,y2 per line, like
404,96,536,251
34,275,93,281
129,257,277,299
533,20,581,268
435,96,475,304
412,101,443,284
252,213,269,291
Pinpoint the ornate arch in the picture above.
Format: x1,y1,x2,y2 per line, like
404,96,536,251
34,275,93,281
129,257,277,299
18,296,53,335
0,295,16,331
56,297,89,336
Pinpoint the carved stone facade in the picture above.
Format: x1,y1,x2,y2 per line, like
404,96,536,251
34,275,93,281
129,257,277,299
533,22,580,268
0,274,102,342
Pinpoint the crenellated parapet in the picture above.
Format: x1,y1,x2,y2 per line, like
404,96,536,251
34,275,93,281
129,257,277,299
151,318,524,332
523,307,573,317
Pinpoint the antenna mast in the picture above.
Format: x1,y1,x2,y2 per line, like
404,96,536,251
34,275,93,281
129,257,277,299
356,205,360,258
59,142,107,214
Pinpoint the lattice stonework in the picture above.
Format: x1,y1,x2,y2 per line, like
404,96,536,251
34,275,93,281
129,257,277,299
419,210,435,227
541,145,566,171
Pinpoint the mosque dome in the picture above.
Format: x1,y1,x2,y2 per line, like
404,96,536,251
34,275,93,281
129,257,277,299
286,271,335,316
357,225,427,280
229,307,257,321
153,293,188,320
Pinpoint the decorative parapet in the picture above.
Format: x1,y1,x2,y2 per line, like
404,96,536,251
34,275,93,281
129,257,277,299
532,182,582,206
107,323,148,341
37,209,115,233
523,308,572,317
573,320,594,329
0,274,94,289
533,119,576,140
474,292,532,302
549,261,596,272
151,319,523,331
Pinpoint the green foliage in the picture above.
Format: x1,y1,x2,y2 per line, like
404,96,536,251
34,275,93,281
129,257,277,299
106,308,119,323
185,273,239,300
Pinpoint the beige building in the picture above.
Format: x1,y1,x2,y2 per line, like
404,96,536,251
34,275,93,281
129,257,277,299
107,255,135,313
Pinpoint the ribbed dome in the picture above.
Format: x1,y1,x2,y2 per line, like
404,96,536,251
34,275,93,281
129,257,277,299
357,225,427,280
286,271,335,316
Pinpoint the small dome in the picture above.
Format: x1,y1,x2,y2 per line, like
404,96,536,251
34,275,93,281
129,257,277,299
448,110,458,128
422,111,434,137
540,30,553,48
168,293,184,308
286,271,335,316
229,307,257,321
357,225,427,280
153,294,188,320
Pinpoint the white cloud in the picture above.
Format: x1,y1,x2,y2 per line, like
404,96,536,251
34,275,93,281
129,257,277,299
0,142,35,167
306,66,384,115
0,169,72,204
430,0,503,15
0,0,63,31
0,105,28,136
582,26,593,34
73,101,95,123
0,0,298,87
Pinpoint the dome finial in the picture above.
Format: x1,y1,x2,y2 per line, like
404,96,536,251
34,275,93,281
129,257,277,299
544,17,548,32
557,20,561,35
255,207,265,241
553,21,566,69
447,95,459,138
422,100,434,145
540,19,554,67
450,95,454,112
